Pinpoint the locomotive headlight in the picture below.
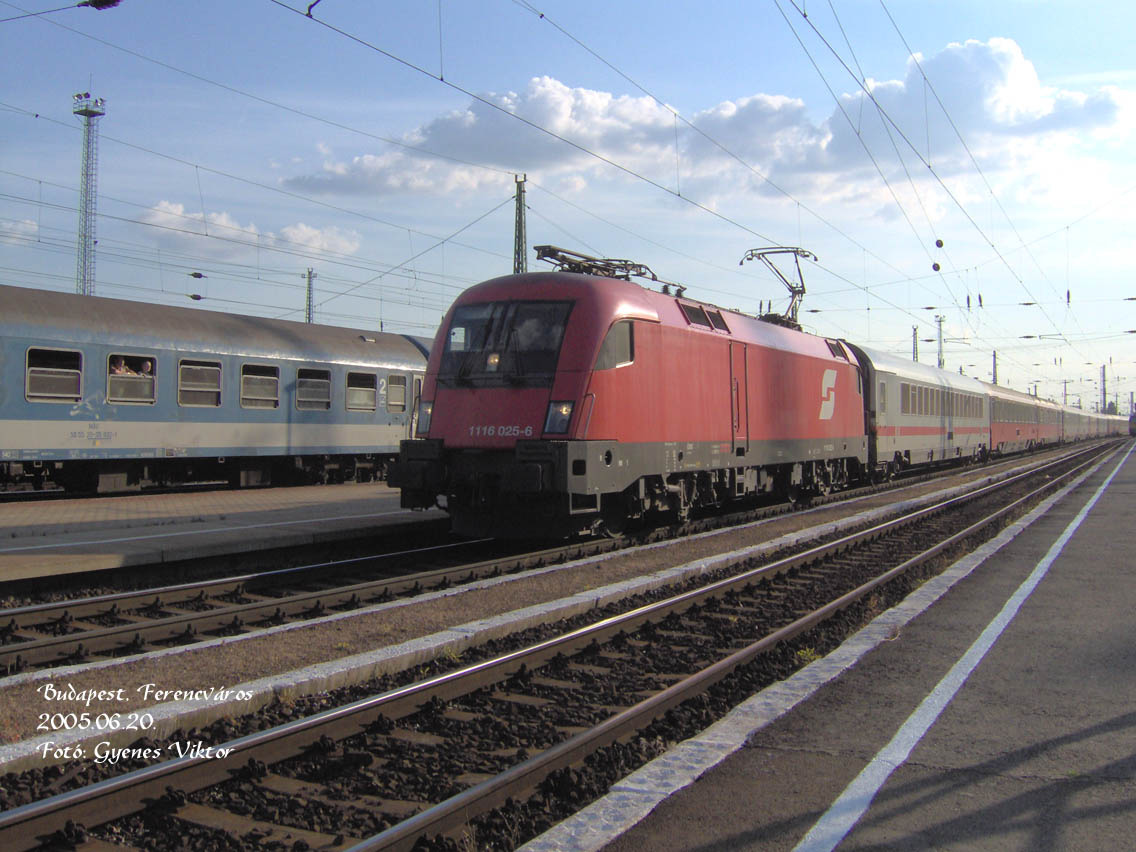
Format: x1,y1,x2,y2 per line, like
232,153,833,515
543,401,574,434
415,400,433,435
486,352,500,372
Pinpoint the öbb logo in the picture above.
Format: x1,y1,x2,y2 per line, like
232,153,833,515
818,369,837,420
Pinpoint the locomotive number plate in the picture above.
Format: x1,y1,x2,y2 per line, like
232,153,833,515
469,425,534,438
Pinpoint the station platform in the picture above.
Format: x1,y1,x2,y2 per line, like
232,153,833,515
528,440,1136,851
0,484,437,582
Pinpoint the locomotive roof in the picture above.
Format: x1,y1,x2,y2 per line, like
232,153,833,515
0,284,429,368
454,271,850,359
455,271,662,322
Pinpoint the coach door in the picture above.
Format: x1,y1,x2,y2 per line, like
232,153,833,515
730,342,748,455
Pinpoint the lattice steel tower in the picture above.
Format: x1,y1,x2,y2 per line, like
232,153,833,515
513,174,527,274
73,92,106,296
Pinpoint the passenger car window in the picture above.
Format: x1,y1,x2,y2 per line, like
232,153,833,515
241,364,279,409
297,368,332,410
387,375,407,412
26,348,82,403
346,372,377,411
179,360,222,407
108,354,156,404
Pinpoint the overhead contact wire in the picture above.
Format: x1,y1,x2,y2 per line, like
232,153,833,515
267,0,781,247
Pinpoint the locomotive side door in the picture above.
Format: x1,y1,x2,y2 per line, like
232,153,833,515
408,376,422,439
730,341,748,455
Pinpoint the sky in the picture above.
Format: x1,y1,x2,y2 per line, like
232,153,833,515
2,0,1135,413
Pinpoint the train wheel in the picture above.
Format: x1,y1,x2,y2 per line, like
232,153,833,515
786,483,804,508
599,491,639,538
599,518,625,539
816,466,833,496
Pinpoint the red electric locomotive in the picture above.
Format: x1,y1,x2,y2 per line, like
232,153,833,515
392,247,868,537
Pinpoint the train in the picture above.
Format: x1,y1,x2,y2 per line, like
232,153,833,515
0,284,429,492
390,247,1128,538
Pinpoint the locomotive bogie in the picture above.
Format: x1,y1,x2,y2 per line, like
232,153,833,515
401,439,866,538
0,285,429,492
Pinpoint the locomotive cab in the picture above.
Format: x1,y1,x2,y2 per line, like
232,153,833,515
392,270,659,537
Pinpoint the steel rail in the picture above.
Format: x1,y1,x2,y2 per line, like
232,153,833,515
0,529,468,624
0,537,600,674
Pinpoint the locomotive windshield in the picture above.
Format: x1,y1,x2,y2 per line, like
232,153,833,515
438,300,572,387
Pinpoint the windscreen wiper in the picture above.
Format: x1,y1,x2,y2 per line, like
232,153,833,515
505,327,527,385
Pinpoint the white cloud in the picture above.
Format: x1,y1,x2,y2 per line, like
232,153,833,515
138,201,360,260
284,76,679,196
0,218,37,245
139,201,260,259
818,38,1118,180
280,39,1124,218
279,222,360,255
558,175,588,194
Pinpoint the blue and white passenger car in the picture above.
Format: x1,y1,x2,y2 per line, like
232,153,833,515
0,284,429,491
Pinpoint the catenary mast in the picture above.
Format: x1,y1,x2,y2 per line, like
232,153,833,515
514,175,527,274
73,92,106,296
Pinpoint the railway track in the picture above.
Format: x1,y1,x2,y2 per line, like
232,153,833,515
0,442,1117,850
0,444,1100,678
0,537,567,678
0,445,1079,679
